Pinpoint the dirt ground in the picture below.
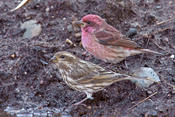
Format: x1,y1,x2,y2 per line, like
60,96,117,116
0,0,175,117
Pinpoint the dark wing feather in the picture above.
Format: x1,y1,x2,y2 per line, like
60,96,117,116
69,61,127,85
95,25,140,49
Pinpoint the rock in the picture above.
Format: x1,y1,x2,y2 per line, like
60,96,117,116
170,54,174,59
132,67,160,88
77,0,87,3
67,24,73,33
45,7,50,12
126,27,137,38
20,20,42,39
0,1,3,7
145,13,157,25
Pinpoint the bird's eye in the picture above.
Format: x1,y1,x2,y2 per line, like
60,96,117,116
86,21,91,25
60,55,66,59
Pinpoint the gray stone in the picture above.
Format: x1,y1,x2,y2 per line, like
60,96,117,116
132,67,160,88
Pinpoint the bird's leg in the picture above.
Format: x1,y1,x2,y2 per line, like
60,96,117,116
73,97,89,106
70,93,85,104
73,92,93,106
65,95,89,110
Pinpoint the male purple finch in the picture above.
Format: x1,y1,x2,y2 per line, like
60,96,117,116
74,14,161,63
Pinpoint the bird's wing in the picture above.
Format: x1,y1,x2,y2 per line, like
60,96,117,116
68,61,152,90
69,62,127,86
94,25,140,49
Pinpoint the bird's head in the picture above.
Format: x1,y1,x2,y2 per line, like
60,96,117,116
50,51,78,70
74,14,105,33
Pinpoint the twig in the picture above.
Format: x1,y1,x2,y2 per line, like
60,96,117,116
166,82,175,90
128,91,157,111
10,0,30,12
156,17,175,26
142,27,171,39
152,41,166,51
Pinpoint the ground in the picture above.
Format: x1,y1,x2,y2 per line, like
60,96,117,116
0,0,175,117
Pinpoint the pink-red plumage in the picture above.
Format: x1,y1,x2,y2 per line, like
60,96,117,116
79,14,161,63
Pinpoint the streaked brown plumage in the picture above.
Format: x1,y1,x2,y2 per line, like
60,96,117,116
50,51,148,105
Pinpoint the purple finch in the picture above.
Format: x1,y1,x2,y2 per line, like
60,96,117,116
74,14,161,63
50,51,150,105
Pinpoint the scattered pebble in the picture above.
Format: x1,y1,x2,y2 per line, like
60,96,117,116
0,1,3,7
145,14,157,25
50,6,54,9
77,0,87,3
132,67,160,88
74,32,81,38
147,90,153,94
24,72,28,75
20,20,42,39
156,5,161,9
45,7,50,12
130,22,141,29
10,53,16,59
65,39,76,46
163,37,169,42
170,54,174,59
40,80,44,85
126,28,137,38
145,110,158,116
67,24,73,33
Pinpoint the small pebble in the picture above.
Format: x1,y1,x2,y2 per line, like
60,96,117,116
130,22,141,29
74,32,81,38
156,5,161,9
24,72,27,75
67,24,73,32
10,53,16,59
45,7,50,12
170,54,174,59
21,20,42,39
66,39,76,46
132,67,160,88
127,28,137,38
0,1,3,7
147,90,153,94
50,6,54,9
77,0,87,3
145,14,157,25
40,80,44,85
163,37,169,42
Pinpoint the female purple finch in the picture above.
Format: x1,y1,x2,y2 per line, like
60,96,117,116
50,51,150,105
74,14,161,63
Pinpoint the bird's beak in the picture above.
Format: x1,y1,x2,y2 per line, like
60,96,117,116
49,56,58,63
73,20,86,28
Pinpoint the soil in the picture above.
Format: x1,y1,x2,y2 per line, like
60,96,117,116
0,0,175,117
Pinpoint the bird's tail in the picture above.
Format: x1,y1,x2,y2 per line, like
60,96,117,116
113,73,155,82
113,74,158,88
140,49,163,55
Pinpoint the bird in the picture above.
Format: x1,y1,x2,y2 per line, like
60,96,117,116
50,51,150,105
73,14,162,63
